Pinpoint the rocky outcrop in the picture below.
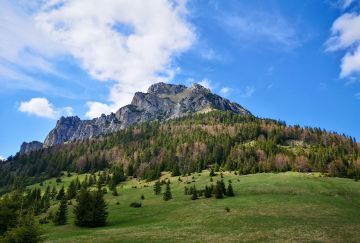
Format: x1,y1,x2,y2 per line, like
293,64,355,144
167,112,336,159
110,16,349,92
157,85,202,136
20,141,43,155
43,82,251,147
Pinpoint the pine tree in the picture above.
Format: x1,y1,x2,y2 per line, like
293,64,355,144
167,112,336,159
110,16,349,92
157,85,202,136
153,181,161,195
74,188,93,227
172,164,180,177
53,198,68,225
214,181,224,199
163,183,172,201
92,187,108,227
51,186,57,199
204,185,212,198
74,188,108,227
220,180,226,195
226,182,235,197
56,186,65,200
3,212,42,243
67,180,77,200
190,186,198,200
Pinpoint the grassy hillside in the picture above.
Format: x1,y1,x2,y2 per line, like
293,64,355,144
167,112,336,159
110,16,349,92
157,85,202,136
35,172,360,242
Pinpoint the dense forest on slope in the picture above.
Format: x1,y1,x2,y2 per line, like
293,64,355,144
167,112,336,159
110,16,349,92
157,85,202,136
1,111,359,193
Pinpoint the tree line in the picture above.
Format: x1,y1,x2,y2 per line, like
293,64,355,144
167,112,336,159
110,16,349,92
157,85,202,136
1,111,359,194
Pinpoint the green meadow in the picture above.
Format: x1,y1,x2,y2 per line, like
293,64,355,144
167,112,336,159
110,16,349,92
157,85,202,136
32,172,360,242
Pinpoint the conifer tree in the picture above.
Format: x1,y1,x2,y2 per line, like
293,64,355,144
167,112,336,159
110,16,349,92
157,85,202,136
51,186,57,199
3,212,42,243
204,185,212,198
226,182,235,197
190,186,198,200
153,181,161,195
53,198,68,225
92,187,108,227
74,188,108,227
67,180,77,200
56,186,65,200
163,183,172,201
172,164,180,177
214,181,224,199
74,188,92,227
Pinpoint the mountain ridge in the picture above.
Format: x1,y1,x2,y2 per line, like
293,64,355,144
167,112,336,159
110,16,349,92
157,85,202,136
21,82,251,152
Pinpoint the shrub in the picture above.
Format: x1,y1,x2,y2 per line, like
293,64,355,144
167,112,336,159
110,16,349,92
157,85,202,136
130,202,142,208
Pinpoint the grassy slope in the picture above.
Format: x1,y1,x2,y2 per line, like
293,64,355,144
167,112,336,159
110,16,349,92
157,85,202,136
34,172,360,243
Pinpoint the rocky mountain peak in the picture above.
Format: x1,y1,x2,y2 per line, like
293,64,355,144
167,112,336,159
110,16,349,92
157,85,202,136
147,82,187,95
20,141,43,155
41,82,251,147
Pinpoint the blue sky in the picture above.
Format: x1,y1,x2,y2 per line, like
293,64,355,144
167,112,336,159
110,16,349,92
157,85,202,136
1,0,360,159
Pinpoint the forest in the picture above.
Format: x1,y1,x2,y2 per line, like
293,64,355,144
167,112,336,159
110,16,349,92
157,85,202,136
1,111,359,194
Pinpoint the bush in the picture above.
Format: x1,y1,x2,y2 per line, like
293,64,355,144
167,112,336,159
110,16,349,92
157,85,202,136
129,202,142,208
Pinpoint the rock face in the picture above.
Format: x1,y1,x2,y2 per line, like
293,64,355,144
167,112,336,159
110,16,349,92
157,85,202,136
20,141,43,155
43,83,251,147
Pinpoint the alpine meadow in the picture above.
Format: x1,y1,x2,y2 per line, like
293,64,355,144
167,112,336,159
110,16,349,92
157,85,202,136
1,1,360,242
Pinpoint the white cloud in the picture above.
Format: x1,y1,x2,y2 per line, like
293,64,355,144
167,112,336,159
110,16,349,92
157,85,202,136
239,86,255,98
36,0,195,118
220,87,231,95
222,11,300,49
326,13,360,78
0,156,5,161
0,1,64,75
341,0,354,9
85,101,114,119
198,79,213,90
19,97,73,119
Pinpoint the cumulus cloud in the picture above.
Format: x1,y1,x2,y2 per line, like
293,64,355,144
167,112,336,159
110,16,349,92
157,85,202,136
18,97,73,119
326,13,360,78
36,0,195,118
0,156,4,161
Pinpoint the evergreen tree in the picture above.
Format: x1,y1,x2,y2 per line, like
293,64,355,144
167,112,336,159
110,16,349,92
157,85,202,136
171,163,180,177
153,181,161,195
220,180,226,195
92,187,108,227
67,180,77,200
204,185,212,198
53,198,68,225
226,182,235,197
74,188,93,227
2,212,42,243
51,186,57,199
214,181,224,199
56,186,65,200
74,188,108,227
190,186,198,200
163,183,172,201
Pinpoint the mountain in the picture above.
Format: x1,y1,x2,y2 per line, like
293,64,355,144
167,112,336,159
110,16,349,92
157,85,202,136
43,82,250,147
19,141,43,155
